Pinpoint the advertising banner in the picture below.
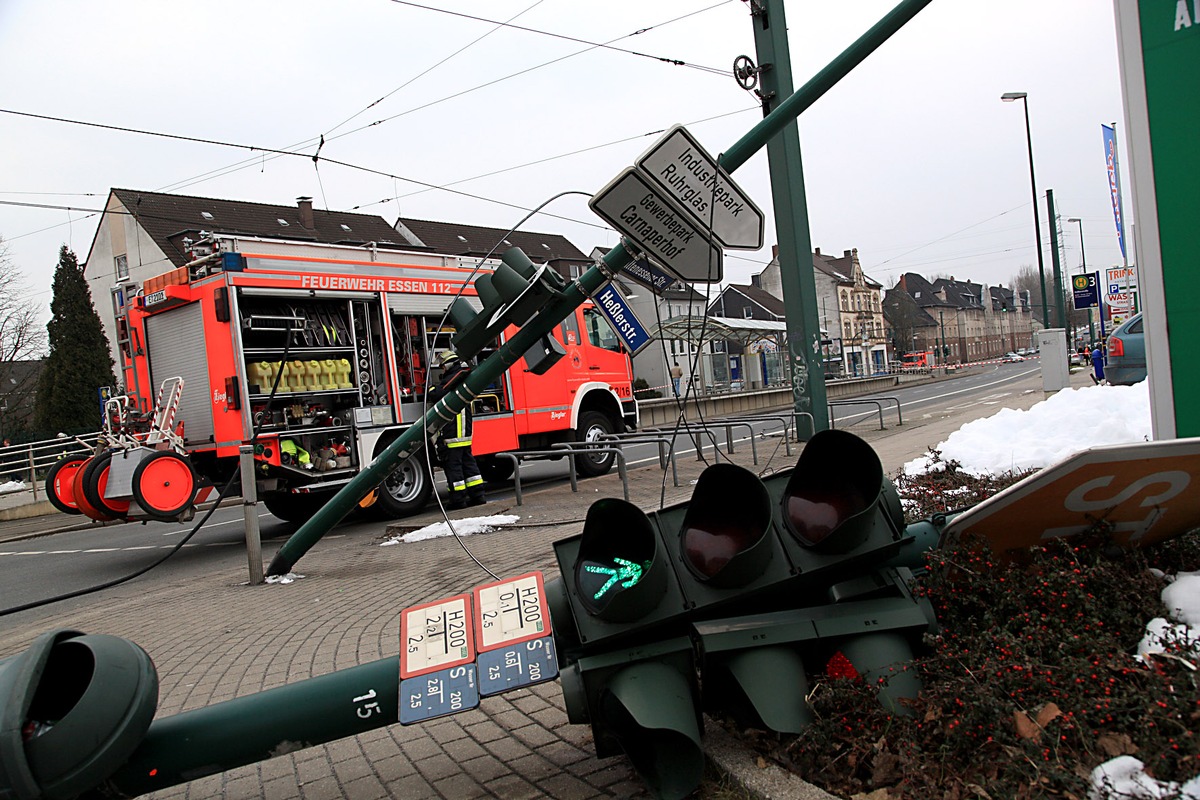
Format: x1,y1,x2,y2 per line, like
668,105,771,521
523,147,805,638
1102,124,1128,262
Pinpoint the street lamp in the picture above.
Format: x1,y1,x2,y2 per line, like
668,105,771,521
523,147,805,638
1001,92,1050,330
1067,217,1096,344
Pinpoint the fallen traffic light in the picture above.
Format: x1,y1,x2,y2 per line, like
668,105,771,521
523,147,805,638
0,629,158,800
447,247,569,360
559,637,702,800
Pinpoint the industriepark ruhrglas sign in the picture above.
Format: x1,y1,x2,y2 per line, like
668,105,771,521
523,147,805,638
588,124,764,284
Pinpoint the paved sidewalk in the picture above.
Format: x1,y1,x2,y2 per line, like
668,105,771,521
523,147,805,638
0,367,1089,799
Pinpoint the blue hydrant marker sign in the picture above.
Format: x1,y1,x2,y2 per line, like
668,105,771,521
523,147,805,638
592,283,653,356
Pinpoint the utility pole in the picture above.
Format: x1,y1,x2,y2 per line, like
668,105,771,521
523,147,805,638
1046,189,1067,334
741,0,829,430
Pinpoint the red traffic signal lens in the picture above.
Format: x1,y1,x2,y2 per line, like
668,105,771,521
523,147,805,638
784,485,869,547
679,464,773,587
780,430,884,553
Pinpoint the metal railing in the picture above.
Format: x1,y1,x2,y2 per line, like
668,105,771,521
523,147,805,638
0,433,101,501
493,445,628,506
599,434,681,487
827,396,903,431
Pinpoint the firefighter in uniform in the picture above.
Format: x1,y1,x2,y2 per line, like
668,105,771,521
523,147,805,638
430,350,486,509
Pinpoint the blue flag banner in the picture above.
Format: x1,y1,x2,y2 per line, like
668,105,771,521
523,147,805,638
1102,124,1127,261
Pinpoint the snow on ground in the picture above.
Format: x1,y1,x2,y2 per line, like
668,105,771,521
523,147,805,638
899,380,1198,798
0,480,26,494
381,514,520,545
903,381,1152,477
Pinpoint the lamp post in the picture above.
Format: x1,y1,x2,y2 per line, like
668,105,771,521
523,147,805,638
1001,92,1049,331
1066,217,1095,344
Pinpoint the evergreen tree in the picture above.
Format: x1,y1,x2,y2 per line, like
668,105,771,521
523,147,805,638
34,245,115,434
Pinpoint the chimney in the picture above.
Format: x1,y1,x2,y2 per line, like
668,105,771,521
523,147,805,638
814,247,821,256
844,249,852,259
297,196,314,229
771,244,779,259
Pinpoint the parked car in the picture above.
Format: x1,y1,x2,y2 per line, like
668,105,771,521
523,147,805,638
1106,313,1147,385
1001,352,1026,362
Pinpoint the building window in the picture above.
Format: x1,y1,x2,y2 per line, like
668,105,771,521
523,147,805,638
114,254,129,280
743,308,753,319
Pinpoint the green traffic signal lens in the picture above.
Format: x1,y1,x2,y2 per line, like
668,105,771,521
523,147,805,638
575,499,667,621
679,464,773,587
580,557,649,602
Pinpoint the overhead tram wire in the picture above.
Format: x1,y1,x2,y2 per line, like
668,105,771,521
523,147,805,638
385,0,735,77
323,0,548,138
157,2,735,199
0,108,613,235
344,105,759,211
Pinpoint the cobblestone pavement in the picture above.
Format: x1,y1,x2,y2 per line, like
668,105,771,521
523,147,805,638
0,368,1086,799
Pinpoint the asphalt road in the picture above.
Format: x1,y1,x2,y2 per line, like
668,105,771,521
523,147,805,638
0,363,1040,622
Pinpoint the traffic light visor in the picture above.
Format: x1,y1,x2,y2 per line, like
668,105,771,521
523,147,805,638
679,463,773,587
781,429,883,553
575,499,667,621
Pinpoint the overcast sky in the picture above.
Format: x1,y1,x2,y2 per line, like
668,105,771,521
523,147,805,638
0,0,1129,319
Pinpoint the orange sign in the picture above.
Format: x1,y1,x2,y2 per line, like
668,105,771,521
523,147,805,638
942,437,1200,554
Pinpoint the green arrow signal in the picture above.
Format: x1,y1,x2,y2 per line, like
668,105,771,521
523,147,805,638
583,557,648,600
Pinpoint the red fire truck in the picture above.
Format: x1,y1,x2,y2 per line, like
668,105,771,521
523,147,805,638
51,236,637,523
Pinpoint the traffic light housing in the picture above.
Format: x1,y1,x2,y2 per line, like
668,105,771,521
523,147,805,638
0,629,158,800
558,637,702,800
447,247,569,361
549,429,940,798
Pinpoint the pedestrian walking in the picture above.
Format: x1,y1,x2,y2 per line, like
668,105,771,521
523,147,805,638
1091,343,1106,385
669,361,683,397
430,350,486,509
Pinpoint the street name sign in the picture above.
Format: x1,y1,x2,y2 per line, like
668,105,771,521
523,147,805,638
941,436,1200,556
635,124,765,250
618,256,677,295
592,282,653,356
589,168,724,283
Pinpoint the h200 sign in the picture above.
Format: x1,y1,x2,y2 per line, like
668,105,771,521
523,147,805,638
398,572,557,724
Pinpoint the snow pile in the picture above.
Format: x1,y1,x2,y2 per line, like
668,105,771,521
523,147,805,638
0,480,26,494
381,514,520,545
264,573,305,585
1089,756,1200,799
904,381,1151,477
1137,572,1200,662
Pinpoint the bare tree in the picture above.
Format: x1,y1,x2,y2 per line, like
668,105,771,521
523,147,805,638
0,237,48,438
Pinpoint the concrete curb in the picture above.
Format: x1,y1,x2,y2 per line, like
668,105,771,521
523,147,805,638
704,720,840,800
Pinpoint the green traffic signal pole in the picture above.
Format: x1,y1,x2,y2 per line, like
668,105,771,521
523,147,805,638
722,0,933,433
1046,188,1068,333
91,657,400,797
267,0,937,578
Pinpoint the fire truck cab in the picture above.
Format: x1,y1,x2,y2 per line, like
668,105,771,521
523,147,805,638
109,235,637,522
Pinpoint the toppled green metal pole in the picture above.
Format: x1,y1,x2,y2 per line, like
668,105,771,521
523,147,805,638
266,247,633,576
267,0,935,576
92,657,399,798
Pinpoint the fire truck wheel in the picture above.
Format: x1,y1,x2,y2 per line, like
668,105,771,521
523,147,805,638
46,456,88,515
574,410,616,478
131,451,197,522
478,456,514,484
370,456,432,519
81,450,131,519
72,456,117,522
